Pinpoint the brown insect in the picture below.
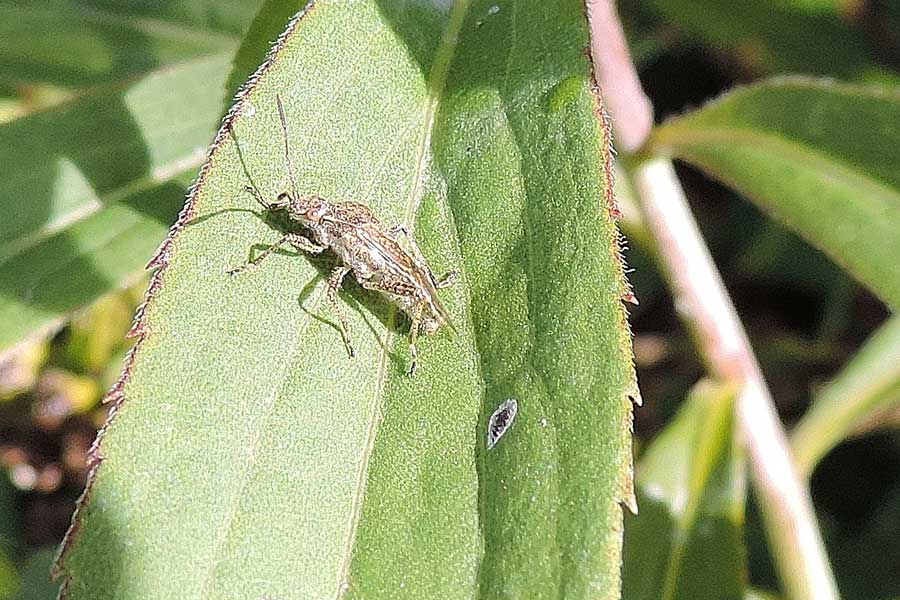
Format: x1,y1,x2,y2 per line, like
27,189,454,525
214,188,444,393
228,96,457,375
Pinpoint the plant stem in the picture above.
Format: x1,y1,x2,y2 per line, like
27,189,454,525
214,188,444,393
584,0,653,154
584,2,841,599
630,159,839,600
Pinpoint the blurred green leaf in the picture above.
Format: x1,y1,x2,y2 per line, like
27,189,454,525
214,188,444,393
14,549,60,600
74,0,266,36
65,290,136,374
0,477,18,600
0,551,19,600
623,381,746,600
57,0,637,598
0,55,232,353
0,476,15,548
0,1,255,89
0,339,48,401
791,315,900,478
650,78,900,310
633,0,888,79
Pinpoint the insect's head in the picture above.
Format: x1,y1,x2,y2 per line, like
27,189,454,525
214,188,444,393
275,193,331,227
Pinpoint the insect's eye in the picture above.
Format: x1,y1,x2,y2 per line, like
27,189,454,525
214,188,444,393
306,205,327,222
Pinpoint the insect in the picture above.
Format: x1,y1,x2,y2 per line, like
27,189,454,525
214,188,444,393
486,398,518,450
227,95,457,376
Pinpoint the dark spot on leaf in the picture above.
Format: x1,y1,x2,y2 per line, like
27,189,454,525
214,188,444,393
487,398,518,450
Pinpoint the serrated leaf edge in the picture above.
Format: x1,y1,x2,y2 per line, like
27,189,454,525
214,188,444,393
51,3,320,595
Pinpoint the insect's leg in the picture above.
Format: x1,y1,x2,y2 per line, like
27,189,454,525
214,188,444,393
388,224,409,239
243,185,289,211
227,234,291,275
406,300,425,377
435,271,459,289
286,233,326,254
327,265,356,358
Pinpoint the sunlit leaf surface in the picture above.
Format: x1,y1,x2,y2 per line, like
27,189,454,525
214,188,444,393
792,315,900,477
0,55,231,352
0,0,256,87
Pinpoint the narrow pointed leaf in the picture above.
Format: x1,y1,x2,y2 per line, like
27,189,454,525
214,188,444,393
57,1,636,599
623,381,746,600
650,78,900,310
791,315,900,478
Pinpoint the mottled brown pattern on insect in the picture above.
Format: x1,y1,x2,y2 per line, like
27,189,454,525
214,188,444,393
227,95,457,375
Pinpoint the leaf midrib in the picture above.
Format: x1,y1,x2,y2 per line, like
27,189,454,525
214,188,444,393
330,3,479,595
496,2,565,595
194,286,329,600
660,396,731,600
189,4,479,596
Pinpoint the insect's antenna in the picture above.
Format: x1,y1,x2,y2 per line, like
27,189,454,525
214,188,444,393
226,121,270,211
276,94,300,203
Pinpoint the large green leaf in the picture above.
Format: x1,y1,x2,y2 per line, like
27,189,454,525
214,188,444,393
649,78,900,310
76,0,265,36
623,381,746,600
0,55,231,353
791,315,900,478
56,0,637,598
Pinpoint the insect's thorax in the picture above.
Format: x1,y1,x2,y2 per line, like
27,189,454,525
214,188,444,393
296,201,450,334
338,226,448,332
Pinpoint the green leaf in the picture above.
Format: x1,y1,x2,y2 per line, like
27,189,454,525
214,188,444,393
649,78,900,310
76,0,266,36
14,549,60,600
56,0,637,598
623,381,746,600
791,315,900,478
0,476,19,599
632,0,890,80
0,550,18,600
0,54,232,353
0,1,246,88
